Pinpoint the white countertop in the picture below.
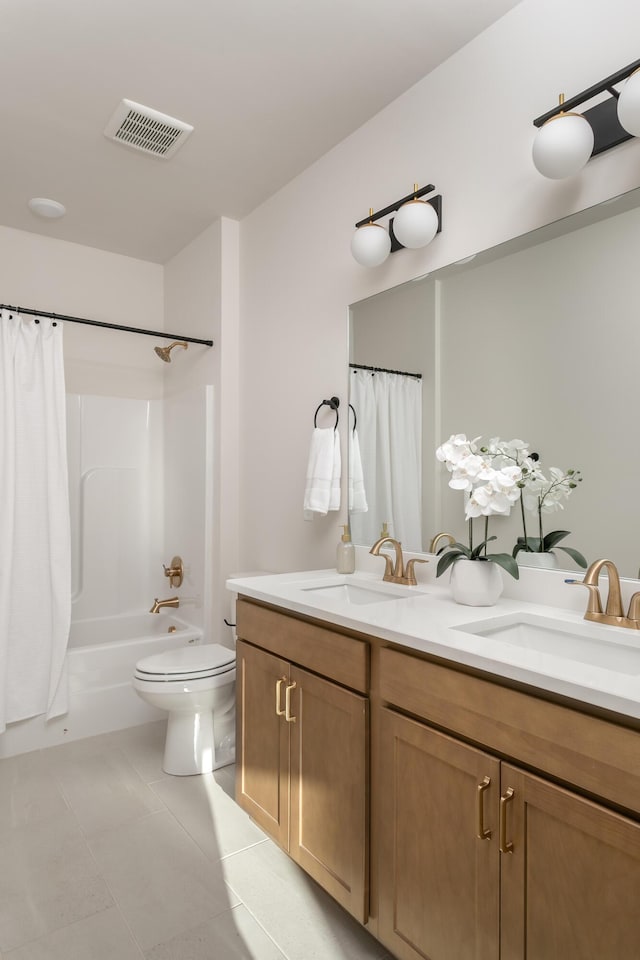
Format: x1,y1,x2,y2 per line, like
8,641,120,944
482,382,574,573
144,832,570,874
227,568,640,721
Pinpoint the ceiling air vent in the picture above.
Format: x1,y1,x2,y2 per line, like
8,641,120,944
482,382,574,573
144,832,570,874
104,99,193,159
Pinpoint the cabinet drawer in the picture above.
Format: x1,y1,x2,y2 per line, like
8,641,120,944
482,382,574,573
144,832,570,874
379,645,640,815
237,598,368,693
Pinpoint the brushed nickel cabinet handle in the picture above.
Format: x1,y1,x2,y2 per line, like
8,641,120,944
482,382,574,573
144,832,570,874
284,681,297,723
275,677,286,717
499,787,515,853
476,776,492,840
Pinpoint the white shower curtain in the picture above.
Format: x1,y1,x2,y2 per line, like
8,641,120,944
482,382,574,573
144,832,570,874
0,310,71,732
349,368,423,551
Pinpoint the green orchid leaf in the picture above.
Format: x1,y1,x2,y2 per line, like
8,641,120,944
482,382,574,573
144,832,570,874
512,537,540,557
470,536,497,560
556,545,588,568
542,530,571,550
486,553,520,579
436,550,464,577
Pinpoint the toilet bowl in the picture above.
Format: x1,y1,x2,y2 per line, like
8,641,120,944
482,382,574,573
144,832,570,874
133,643,236,776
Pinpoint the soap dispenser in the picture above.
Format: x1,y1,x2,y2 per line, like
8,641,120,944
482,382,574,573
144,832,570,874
337,524,355,574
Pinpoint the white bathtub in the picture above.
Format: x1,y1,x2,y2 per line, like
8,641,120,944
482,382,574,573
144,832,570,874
0,613,203,759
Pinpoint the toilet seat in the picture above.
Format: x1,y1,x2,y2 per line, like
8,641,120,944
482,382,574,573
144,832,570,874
135,643,235,683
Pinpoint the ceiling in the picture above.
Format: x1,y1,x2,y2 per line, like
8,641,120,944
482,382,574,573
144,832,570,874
2,0,521,263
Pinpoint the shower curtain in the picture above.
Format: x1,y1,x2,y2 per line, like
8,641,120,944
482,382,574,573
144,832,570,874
349,368,423,551
0,310,71,732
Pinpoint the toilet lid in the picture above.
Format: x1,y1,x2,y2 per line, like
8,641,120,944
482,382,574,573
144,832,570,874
135,643,235,680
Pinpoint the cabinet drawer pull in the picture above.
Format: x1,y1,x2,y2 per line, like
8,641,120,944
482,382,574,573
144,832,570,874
499,787,515,853
275,677,287,717
284,681,297,723
476,776,492,840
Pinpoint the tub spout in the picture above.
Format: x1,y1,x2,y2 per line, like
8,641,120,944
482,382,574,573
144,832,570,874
150,596,180,614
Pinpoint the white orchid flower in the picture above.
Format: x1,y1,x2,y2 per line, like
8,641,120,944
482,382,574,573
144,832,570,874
436,434,471,466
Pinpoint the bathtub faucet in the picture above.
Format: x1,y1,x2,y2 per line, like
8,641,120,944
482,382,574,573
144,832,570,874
150,596,180,614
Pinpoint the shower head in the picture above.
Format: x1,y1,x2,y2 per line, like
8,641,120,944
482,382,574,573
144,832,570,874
154,340,188,362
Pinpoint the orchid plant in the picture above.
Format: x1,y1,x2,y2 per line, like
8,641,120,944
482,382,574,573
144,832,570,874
435,434,521,580
513,464,587,567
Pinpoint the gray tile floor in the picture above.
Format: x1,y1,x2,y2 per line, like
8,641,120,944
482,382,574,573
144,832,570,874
0,722,393,959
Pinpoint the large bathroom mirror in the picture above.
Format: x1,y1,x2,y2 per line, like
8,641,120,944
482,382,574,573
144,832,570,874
349,187,640,579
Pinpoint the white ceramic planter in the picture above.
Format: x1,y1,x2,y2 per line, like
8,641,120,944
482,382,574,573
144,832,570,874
516,552,558,569
449,558,504,606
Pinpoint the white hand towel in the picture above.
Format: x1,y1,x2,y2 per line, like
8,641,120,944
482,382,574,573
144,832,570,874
348,427,368,514
303,428,341,519
329,429,341,512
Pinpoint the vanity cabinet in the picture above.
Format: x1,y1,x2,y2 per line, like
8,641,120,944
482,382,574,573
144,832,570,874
234,597,640,960
377,647,640,960
235,600,369,921
378,709,501,959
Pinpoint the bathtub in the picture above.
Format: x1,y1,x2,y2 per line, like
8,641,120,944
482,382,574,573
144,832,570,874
0,613,203,759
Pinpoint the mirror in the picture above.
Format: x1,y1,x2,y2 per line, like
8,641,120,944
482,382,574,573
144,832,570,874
349,187,640,578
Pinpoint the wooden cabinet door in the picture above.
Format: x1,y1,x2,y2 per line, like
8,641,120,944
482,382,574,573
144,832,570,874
289,665,368,922
235,639,290,847
500,763,640,960
378,709,500,960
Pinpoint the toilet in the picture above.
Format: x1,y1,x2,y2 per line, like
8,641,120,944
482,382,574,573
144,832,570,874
133,643,236,776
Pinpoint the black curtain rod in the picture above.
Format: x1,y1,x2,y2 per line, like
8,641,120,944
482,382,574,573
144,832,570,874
350,362,422,379
0,303,214,346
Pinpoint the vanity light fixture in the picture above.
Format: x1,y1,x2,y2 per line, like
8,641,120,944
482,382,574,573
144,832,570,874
351,184,442,267
532,56,640,179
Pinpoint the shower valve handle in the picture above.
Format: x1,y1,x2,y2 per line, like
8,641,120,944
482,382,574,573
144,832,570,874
163,556,184,588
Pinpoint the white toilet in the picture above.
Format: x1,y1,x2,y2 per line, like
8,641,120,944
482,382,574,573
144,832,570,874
133,643,236,776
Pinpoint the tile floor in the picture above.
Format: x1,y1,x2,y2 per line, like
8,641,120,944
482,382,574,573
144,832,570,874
0,721,393,959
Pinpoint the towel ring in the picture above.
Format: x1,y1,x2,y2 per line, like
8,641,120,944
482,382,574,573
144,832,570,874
349,403,357,431
314,396,339,430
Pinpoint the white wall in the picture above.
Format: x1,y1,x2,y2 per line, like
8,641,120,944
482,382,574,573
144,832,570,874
163,217,240,643
238,0,640,574
0,224,164,398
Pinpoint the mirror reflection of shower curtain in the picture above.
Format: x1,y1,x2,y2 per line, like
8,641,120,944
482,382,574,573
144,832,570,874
0,310,71,732
349,368,422,551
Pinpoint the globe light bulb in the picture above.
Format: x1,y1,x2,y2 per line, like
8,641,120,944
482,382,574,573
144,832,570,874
350,215,391,267
393,197,438,249
532,96,594,180
617,68,640,137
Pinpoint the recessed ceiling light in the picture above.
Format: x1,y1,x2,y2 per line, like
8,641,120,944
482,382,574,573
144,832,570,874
28,197,66,219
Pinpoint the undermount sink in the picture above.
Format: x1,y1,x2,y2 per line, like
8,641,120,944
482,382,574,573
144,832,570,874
298,579,424,606
453,612,640,675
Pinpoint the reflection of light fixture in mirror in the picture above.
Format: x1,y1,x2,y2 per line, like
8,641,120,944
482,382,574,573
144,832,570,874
351,209,391,267
617,68,640,136
392,184,439,249
352,184,442,267
532,94,594,179
532,57,640,179
154,340,188,362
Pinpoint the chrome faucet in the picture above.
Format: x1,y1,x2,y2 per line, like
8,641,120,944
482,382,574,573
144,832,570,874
369,537,427,586
568,558,640,629
149,596,180,614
